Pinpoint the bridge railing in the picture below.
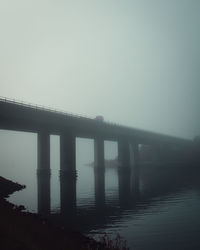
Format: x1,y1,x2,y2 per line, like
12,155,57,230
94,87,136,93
0,96,95,120
0,96,124,127
0,96,192,143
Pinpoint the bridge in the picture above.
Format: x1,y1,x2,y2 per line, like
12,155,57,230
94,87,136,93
0,97,193,182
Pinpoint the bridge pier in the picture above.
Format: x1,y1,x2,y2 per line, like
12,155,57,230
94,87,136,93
94,137,105,170
60,132,76,177
118,139,131,172
94,137,105,210
131,143,140,194
131,143,139,165
37,131,50,174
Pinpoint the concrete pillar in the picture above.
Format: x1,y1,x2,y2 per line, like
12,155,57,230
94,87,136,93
37,131,50,174
37,173,50,215
132,143,139,165
118,138,131,171
94,137,105,170
131,143,140,194
94,137,105,211
60,132,76,177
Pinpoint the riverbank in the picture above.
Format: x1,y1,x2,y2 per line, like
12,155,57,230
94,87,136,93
0,176,121,250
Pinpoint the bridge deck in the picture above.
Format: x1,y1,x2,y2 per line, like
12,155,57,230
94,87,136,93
0,97,192,145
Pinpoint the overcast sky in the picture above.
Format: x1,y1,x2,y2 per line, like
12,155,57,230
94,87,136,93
0,0,199,139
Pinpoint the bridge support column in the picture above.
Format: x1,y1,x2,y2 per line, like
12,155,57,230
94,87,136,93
94,137,105,210
37,131,50,174
60,132,76,178
118,139,131,172
131,143,140,194
94,137,105,170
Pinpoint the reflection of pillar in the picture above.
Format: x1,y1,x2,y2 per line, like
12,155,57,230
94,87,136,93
131,143,140,194
37,172,51,215
118,139,131,207
118,172,131,208
60,132,76,177
94,137,104,169
60,176,76,217
37,131,50,173
94,136,105,209
94,168,105,210
118,138,131,172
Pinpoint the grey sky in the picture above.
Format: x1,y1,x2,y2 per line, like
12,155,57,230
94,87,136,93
0,0,199,139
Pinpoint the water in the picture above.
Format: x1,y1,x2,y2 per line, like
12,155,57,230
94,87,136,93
1,130,200,250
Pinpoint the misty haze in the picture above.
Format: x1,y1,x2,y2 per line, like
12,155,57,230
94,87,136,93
0,1,200,250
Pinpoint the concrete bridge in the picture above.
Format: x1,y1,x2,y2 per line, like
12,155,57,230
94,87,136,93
0,97,193,181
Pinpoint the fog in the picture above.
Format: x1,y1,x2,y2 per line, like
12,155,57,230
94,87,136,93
0,0,200,138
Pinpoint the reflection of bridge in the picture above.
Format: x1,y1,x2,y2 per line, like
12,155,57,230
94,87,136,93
38,162,199,232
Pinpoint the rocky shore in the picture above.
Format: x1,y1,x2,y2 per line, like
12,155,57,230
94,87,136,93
0,176,121,250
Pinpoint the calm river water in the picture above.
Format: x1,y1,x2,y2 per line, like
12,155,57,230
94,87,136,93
1,131,200,250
